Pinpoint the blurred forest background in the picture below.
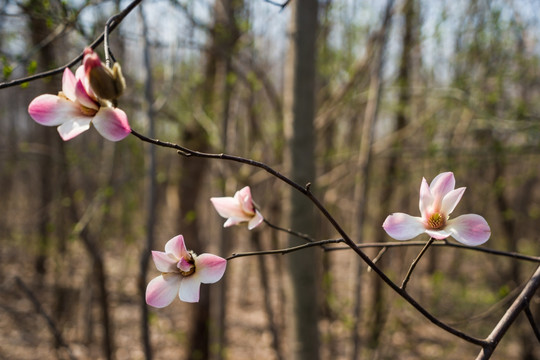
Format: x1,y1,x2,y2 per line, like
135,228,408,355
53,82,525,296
1,0,540,359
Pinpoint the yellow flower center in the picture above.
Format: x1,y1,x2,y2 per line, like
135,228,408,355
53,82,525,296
427,212,446,229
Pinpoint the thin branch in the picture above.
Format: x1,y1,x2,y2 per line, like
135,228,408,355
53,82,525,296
262,0,291,11
263,218,315,243
524,304,540,343
0,0,142,89
326,239,540,263
226,239,345,260
15,277,77,360
104,14,121,67
401,237,434,290
130,128,487,347
367,246,388,272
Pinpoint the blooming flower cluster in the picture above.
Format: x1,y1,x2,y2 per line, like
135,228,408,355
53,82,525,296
27,47,494,310
28,48,130,141
383,172,491,246
146,186,262,307
146,235,227,306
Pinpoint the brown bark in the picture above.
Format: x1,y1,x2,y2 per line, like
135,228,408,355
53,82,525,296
284,1,320,359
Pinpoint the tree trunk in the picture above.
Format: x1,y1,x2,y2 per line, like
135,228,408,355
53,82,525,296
137,5,157,360
348,1,394,357
284,1,320,359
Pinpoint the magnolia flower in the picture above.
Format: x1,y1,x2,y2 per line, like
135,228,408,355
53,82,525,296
28,50,130,141
146,235,227,307
210,186,264,230
383,172,491,246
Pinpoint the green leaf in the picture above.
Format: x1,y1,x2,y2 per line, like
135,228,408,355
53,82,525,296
27,60,37,75
3,64,13,79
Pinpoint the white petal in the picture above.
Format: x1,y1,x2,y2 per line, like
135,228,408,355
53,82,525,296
195,254,227,284
236,186,256,215
383,213,426,241
440,187,466,216
145,274,181,308
164,235,188,260
28,95,79,126
419,178,434,218
210,197,246,219
151,251,179,273
429,172,455,211
425,229,452,240
57,117,91,141
179,275,201,303
92,107,131,141
61,68,77,102
247,210,264,230
446,214,491,246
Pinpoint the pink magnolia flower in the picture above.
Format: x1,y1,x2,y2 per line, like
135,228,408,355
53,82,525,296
383,172,491,246
146,235,227,307
210,186,264,230
27,50,130,141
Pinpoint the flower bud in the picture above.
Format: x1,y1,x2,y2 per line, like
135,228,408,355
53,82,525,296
83,48,126,103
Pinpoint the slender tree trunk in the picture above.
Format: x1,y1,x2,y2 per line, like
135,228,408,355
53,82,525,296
137,5,157,360
348,1,394,357
209,2,242,358
367,0,414,352
284,1,320,359
24,0,57,278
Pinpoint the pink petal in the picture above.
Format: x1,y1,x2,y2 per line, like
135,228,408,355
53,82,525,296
92,107,131,141
83,48,103,75
164,235,189,260
145,274,181,308
429,172,455,211
57,117,92,141
61,68,77,102
236,186,255,215
75,65,95,99
151,251,179,273
248,210,264,230
195,254,227,284
178,276,201,303
211,197,248,220
74,79,99,110
28,94,79,126
425,229,452,240
446,214,491,246
440,187,466,216
419,178,434,218
383,213,426,241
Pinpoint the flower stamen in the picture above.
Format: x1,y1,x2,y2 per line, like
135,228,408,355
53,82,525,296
427,212,445,229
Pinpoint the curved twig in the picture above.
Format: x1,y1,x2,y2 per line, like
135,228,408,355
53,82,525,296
326,240,540,263
263,219,316,243
226,238,345,260
0,0,142,89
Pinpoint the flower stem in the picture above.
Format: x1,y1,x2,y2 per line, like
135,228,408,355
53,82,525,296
263,219,316,243
401,237,435,290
